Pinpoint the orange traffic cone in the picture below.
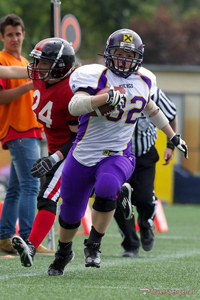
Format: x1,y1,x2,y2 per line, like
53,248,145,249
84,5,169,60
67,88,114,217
0,201,20,235
154,199,168,232
57,203,92,235
77,203,92,235
15,219,20,236
135,200,168,232
135,221,140,231
0,201,3,220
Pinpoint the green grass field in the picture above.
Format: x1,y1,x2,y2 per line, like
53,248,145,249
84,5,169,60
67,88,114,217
0,204,200,300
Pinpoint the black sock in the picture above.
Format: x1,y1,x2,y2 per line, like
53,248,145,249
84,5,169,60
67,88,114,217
87,226,105,244
58,241,72,256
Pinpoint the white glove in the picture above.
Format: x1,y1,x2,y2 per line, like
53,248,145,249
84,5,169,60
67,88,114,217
170,134,188,159
106,86,126,109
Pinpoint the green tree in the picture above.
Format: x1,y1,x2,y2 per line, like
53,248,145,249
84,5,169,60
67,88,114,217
1,0,200,64
0,0,50,58
0,0,159,59
60,0,159,59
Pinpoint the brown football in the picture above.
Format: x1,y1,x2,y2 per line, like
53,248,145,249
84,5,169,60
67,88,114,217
88,86,125,117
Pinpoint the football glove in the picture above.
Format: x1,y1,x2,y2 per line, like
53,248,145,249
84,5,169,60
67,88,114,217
106,86,126,109
31,156,57,178
170,134,188,159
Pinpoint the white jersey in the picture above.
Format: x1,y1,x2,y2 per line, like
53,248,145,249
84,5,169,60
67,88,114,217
138,67,157,96
69,64,157,166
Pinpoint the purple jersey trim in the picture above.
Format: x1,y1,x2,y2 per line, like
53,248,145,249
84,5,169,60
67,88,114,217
87,68,109,95
139,75,152,103
95,68,109,92
72,114,90,151
139,75,152,90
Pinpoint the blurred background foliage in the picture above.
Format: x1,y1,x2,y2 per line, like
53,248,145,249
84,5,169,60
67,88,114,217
1,0,200,64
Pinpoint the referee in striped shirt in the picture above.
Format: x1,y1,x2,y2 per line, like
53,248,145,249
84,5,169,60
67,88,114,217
114,87,177,258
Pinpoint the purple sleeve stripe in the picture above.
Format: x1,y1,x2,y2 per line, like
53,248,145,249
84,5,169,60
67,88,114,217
86,69,108,95
94,69,108,93
140,75,152,90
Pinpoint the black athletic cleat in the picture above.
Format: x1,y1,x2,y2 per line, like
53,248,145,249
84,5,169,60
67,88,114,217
140,228,155,251
84,239,101,268
121,248,139,258
12,236,36,267
117,183,134,220
48,250,75,276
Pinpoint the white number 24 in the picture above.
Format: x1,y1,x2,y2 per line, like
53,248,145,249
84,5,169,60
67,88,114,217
32,89,53,128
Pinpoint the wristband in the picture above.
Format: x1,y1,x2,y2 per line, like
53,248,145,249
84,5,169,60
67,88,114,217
51,152,61,163
167,142,175,151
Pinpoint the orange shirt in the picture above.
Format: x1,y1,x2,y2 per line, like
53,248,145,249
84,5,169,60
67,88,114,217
0,51,43,149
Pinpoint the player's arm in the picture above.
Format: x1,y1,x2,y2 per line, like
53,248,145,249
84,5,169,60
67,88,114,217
0,66,28,79
143,99,188,159
70,90,107,114
163,116,177,165
0,81,34,105
54,125,78,160
68,86,125,116
153,88,178,165
31,125,78,178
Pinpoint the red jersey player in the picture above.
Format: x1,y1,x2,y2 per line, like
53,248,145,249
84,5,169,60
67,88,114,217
12,38,79,267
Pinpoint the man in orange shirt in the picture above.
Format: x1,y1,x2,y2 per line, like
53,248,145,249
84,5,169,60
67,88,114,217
0,14,52,254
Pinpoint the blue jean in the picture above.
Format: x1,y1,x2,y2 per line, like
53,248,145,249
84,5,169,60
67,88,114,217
0,138,40,239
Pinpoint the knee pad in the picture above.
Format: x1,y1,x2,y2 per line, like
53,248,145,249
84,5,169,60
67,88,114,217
59,215,81,229
37,197,57,215
93,196,117,212
95,173,120,200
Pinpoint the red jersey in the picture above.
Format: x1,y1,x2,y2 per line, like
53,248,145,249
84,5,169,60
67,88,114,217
33,77,78,153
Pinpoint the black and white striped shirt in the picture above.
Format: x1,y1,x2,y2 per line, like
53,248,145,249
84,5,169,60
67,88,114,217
131,88,177,157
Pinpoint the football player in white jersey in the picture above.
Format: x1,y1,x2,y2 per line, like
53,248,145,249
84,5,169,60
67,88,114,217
48,29,188,276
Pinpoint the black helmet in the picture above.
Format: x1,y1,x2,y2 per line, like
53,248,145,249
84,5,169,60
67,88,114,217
27,37,75,80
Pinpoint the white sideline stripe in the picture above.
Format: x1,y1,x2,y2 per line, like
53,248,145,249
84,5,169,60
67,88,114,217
1,248,200,282
1,248,200,281
105,233,200,240
84,286,134,289
0,272,41,280
154,235,200,240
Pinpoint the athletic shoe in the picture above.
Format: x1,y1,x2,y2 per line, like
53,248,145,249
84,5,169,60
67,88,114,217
36,244,55,256
117,183,134,220
140,228,155,251
12,236,36,267
84,239,101,268
121,248,139,258
0,238,17,254
48,250,75,276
